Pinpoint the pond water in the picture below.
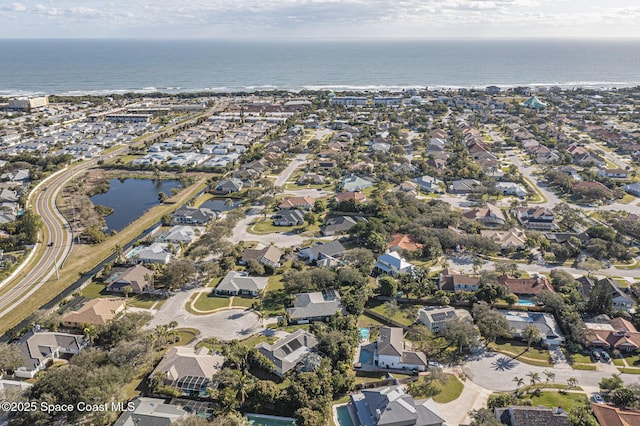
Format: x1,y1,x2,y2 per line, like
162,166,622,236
90,178,182,232
200,198,242,212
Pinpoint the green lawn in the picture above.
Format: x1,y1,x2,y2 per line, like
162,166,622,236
618,367,640,374
261,274,287,317
358,313,387,328
127,294,164,309
173,328,199,345
250,220,307,235
355,371,414,385
518,391,588,411
231,296,257,308
620,353,640,367
191,292,230,312
491,340,552,366
567,353,595,364
238,333,278,348
79,281,108,298
432,374,464,403
572,364,597,371
368,302,417,327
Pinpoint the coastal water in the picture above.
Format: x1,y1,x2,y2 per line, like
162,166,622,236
1,39,640,95
90,178,182,232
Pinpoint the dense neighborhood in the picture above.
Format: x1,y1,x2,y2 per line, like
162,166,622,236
1,87,640,426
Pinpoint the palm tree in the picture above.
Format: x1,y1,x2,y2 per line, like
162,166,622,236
566,377,578,390
542,370,556,390
513,376,525,395
122,285,133,299
527,372,541,390
82,324,98,344
523,324,541,350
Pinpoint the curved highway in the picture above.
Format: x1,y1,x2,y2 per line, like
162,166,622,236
0,103,224,324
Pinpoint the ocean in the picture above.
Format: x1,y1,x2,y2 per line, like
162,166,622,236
1,39,639,95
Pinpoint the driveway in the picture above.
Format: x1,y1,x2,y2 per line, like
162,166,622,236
435,372,492,426
148,287,262,341
461,350,640,392
227,206,307,248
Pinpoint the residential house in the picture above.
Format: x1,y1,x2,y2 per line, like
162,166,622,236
599,278,635,313
449,179,481,194
574,152,605,167
512,207,557,230
129,242,174,265
298,240,345,262
161,225,203,245
394,181,419,197
591,403,640,426
297,173,326,185
388,233,424,253
278,196,315,210
498,275,555,297
373,327,428,371
584,317,640,352
321,216,362,236
414,175,441,193
339,174,374,192
480,228,527,250
438,269,480,292
14,331,87,378
374,251,414,276
287,289,342,324
494,406,569,426
558,165,580,179
107,264,154,294
418,306,472,333
61,298,126,328
151,346,224,396
214,178,244,193
500,311,565,347
536,150,560,165
113,397,188,426
495,182,528,197
598,168,629,180
272,209,305,226
350,385,444,426
172,206,217,225
334,191,367,204
256,330,318,376
464,204,506,227
240,245,283,268
214,271,268,297
623,182,640,197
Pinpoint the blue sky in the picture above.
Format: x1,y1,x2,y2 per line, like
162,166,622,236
1,0,640,39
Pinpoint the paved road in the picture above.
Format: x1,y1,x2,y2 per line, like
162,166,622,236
435,374,491,426
148,287,262,341
0,103,224,323
462,350,640,392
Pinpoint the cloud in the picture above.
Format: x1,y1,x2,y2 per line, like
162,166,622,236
0,0,638,38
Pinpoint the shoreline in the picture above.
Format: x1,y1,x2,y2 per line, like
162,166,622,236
2,81,639,97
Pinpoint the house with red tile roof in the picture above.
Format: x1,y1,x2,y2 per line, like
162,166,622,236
278,196,315,210
334,191,367,203
388,233,424,253
584,316,640,352
591,403,640,426
498,275,555,296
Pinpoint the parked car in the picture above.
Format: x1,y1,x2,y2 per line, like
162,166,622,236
601,351,611,362
592,393,604,404
591,351,601,362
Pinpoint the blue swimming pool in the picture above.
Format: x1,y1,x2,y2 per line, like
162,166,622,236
359,328,370,340
517,297,537,306
359,349,371,364
245,414,296,426
336,405,355,426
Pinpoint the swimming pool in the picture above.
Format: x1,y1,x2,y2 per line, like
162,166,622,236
359,349,371,364
517,297,537,306
245,414,296,426
336,405,355,426
359,328,370,340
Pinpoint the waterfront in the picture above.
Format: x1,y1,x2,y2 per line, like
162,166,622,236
90,178,182,232
1,39,640,95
